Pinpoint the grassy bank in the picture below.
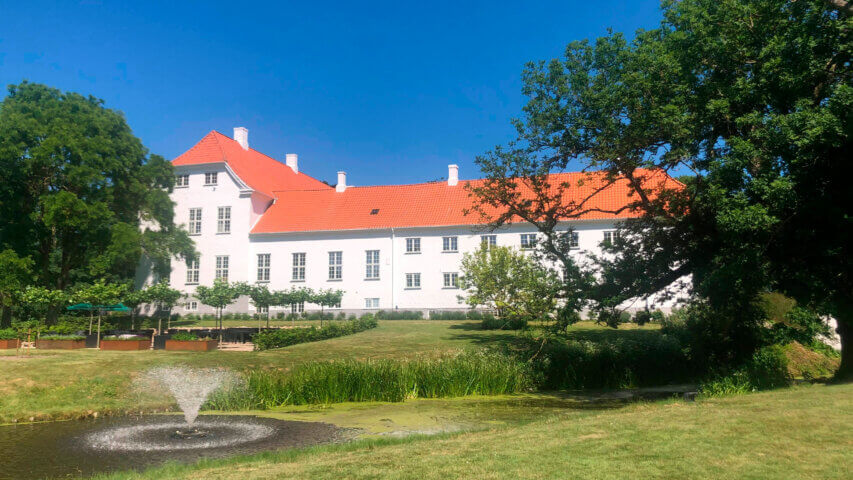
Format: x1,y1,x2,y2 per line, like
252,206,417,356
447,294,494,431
95,383,853,479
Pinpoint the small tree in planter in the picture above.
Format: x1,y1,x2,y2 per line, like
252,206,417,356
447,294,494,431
145,282,182,333
73,280,128,343
277,287,313,326
311,289,344,327
195,279,243,342
247,284,277,331
20,286,68,338
122,287,150,331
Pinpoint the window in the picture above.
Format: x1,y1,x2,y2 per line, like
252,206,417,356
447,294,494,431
443,272,459,288
204,172,218,185
292,253,306,281
365,250,380,279
520,233,537,249
188,208,202,235
570,231,580,249
215,255,229,281
405,238,421,253
186,258,200,284
291,302,304,314
175,174,189,187
364,298,380,309
328,251,342,280
217,206,231,234
256,305,269,315
405,273,421,289
257,253,271,282
603,230,617,245
442,236,458,252
184,301,198,311
481,235,497,249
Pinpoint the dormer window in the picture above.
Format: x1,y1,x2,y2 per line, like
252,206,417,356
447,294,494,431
204,172,218,185
175,174,189,187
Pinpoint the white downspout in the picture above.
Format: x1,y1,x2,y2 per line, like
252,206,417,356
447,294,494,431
390,227,395,309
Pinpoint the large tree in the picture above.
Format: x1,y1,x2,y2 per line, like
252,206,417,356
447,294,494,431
471,0,852,377
0,81,194,292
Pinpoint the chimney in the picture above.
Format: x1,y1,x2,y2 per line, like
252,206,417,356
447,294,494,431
286,153,298,173
448,164,459,186
336,171,347,192
233,127,249,150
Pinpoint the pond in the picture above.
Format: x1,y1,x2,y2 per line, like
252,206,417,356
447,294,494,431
0,415,346,480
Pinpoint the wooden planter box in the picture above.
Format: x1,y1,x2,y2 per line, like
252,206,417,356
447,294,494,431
165,339,219,351
36,339,86,350
100,339,150,351
0,339,19,349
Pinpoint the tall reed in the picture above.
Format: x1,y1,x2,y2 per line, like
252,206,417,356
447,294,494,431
206,350,532,410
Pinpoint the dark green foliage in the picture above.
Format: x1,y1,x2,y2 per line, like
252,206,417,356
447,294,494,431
170,332,199,341
481,315,525,330
0,328,18,340
39,334,85,341
252,317,378,351
429,310,493,321
206,351,532,410
374,310,423,320
634,310,652,326
699,345,793,396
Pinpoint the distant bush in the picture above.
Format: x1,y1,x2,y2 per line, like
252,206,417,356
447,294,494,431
170,332,200,341
39,334,85,341
481,315,526,330
699,344,792,396
0,328,19,340
252,317,378,351
429,310,490,320
375,310,423,320
633,310,652,326
207,350,532,410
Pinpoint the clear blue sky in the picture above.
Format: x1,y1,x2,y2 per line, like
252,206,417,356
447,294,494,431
0,1,664,187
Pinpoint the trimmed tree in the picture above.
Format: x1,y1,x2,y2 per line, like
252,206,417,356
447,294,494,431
145,282,182,332
311,289,344,327
246,284,277,331
195,279,242,341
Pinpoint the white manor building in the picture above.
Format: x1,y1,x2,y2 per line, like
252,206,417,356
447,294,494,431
161,127,681,316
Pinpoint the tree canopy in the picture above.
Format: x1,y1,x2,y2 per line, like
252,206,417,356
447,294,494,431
470,0,851,376
0,81,194,291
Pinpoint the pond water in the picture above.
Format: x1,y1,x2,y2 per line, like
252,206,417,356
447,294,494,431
0,415,346,480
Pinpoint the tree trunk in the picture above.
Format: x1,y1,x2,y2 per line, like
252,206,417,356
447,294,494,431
96,312,102,349
218,307,223,343
835,318,852,382
88,311,94,334
266,310,270,329
0,306,12,329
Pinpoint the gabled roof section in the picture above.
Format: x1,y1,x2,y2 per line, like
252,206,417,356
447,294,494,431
251,169,681,234
173,131,331,197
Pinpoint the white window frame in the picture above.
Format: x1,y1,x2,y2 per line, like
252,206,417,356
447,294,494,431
215,255,229,281
481,235,497,249
443,272,459,289
186,258,200,284
291,302,305,314
405,273,421,289
217,206,231,234
442,236,458,252
405,238,421,253
365,250,380,279
175,174,189,187
204,172,218,185
364,298,380,309
603,230,617,245
184,301,198,311
520,233,537,249
328,251,342,280
257,253,271,282
188,208,202,235
292,252,306,281
570,231,580,249
256,304,269,315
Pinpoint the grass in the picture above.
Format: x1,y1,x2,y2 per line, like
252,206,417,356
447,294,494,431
94,383,853,479
0,320,525,423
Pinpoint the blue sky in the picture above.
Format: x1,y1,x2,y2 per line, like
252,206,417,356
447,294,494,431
0,1,664,187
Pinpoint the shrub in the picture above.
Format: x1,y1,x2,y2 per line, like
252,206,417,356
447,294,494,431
634,310,652,326
699,345,792,396
252,317,378,351
39,334,85,341
481,316,526,330
0,328,18,340
170,332,200,341
206,350,532,410
375,310,423,320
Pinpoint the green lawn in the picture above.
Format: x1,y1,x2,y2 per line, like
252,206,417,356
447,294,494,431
95,383,852,480
0,320,531,423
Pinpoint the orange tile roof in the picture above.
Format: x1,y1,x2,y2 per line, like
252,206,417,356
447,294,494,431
173,131,331,197
251,169,680,234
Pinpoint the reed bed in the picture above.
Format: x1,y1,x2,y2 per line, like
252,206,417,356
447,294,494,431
206,350,532,410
